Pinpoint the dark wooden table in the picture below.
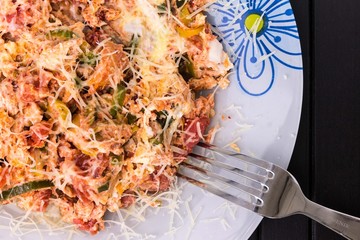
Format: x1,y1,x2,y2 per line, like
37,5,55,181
249,1,360,239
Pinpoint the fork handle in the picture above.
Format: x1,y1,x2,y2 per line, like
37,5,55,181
302,198,360,240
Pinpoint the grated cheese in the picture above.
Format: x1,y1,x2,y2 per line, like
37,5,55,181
0,0,233,236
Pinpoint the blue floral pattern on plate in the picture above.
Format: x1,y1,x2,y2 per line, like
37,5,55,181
206,0,303,96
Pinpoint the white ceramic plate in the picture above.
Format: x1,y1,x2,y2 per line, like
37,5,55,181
0,0,302,239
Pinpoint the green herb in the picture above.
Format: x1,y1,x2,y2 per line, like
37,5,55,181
39,144,48,152
110,153,123,166
109,106,119,118
97,182,109,193
130,34,139,46
155,110,173,128
79,41,91,52
78,52,98,67
178,54,195,81
114,84,126,107
110,85,127,119
150,135,163,145
84,105,96,126
0,180,54,201
176,0,187,9
126,34,140,55
74,76,82,86
126,113,138,124
46,29,76,40
157,2,167,12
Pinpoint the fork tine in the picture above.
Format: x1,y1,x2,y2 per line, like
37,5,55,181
177,165,261,210
177,174,257,210
182,159,265,197
188,152,269,192
196,142,274,176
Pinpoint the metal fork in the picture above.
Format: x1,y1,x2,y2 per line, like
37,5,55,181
178,142,360,240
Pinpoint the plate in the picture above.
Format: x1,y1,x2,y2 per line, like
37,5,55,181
0,0,302,239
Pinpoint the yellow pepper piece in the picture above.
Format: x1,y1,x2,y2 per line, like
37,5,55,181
72,112,95,127
67,129,98,157
176,25,204,38
116,183,125,195
52,100,72,126
32,160,45,178
131,125,139,133
77,146,98,157
72,113,81,126
179,5,192,26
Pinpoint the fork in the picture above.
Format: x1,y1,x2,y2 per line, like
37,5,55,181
178,142,360,240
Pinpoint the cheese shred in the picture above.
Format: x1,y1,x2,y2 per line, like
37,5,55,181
0,0,232,235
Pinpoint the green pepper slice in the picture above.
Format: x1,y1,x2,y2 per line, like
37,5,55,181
0,180,54,201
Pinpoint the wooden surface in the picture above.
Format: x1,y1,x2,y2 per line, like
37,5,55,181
249,0,360,239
